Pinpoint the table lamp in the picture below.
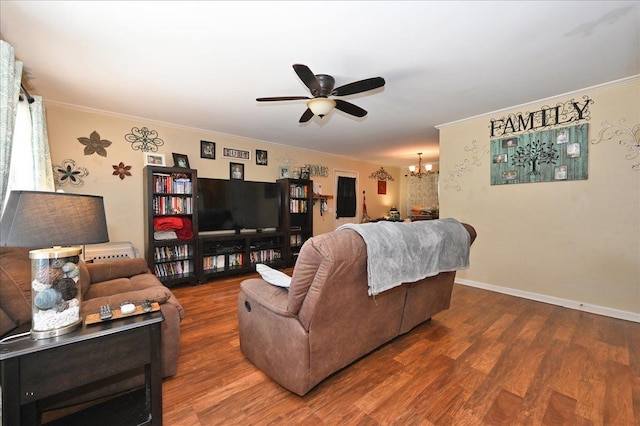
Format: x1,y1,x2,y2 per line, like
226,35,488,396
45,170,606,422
0,191,109,339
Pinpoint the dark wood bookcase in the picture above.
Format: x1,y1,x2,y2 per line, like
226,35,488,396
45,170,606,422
143,166,198,287
278,178,313,265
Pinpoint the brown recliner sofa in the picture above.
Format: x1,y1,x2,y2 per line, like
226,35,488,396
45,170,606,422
0,247,184,410
238,222,476,396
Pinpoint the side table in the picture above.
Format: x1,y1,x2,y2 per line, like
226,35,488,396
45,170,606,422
0,311,163,426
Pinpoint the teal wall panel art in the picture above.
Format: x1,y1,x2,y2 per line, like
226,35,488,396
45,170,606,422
490,124,588,185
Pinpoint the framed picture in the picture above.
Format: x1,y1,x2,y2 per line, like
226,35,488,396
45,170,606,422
279,166,290,179
377,180,387,195
172,153,190,168
230,162,244,180
256,149,268,165
201,140,216,159
223,147,251,160
143,153,166,167
555,165,568,180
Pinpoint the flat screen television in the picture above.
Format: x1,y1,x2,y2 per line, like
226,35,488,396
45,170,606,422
198,178,281,233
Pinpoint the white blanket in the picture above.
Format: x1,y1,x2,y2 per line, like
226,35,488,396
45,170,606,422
337,218,470,296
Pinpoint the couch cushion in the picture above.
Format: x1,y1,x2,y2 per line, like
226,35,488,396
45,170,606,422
0,247,34,335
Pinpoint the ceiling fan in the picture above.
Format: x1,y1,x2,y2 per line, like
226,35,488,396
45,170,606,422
256,64,385,123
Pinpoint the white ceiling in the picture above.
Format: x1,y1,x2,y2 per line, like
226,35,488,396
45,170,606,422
1,1,638,168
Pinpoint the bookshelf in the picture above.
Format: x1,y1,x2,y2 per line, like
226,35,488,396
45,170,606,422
278,178,313,265
143,166,198,287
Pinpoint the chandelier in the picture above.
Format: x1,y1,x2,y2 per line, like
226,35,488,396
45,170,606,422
408,152,433,178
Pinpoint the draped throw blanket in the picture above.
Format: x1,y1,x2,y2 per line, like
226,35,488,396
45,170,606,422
337,218,470,296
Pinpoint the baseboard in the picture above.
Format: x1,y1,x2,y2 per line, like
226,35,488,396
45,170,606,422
455,278,640,324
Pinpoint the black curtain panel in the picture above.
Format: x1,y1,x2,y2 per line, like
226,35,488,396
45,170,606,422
336,177,356,218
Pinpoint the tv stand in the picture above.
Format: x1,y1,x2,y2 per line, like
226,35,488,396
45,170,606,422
198,231,285,282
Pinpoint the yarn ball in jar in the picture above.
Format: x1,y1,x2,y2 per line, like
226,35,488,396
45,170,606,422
36,266,64,285
53,278,78,301
34,288,63,310
62,262,77,273
50,258,66,268
56,300,70,312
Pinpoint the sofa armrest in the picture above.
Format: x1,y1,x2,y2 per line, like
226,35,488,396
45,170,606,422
84,258,151,284
240,278,294,317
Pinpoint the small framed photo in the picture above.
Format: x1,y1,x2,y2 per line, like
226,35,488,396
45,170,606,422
201,141,216,159
556,130,569,144
256,149,268,165
567,143,581,158
493,153,508,163
143,153,166,167
501,137,518,148
555,165,568,180
279,166,290,179
230,162,244,180
502,170,518,181
172,153,190,168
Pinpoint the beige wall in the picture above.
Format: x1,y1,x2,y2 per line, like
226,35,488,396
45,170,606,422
438,76,640,318
44,103,401,255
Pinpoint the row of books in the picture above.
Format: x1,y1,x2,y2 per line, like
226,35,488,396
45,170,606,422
249,249,281,264
154,244,192,262
153,196,193,215
203,255,226,271
153,174,193,194
290,184,308,198
289,199,308,213
290,234,304,246
154,260,193,278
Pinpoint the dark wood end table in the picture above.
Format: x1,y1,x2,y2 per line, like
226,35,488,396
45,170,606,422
0,311,163,426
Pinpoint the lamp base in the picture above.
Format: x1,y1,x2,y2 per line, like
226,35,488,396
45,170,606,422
31,318,82,340
29,246,84,340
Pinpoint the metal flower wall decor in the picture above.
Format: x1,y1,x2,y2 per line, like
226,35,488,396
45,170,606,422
443,140,489,192
53,159,89,187
591,118,640,171
78,130,112,157
125,127,165,152
112,162,132,180
369,166,394,181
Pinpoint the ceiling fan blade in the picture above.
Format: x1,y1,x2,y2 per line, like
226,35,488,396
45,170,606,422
334,99,368,118
299,108,314,123
333,77,385,96
256,96,310,102
293,64,321,94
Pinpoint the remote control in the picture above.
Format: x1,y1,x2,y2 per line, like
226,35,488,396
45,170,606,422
120,302,136,315
142,300,152,313
99,304,112,321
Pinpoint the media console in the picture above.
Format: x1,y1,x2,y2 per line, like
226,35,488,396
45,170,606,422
198,231,285,282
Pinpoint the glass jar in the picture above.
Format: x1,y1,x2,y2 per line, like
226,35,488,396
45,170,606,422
29,246,83,339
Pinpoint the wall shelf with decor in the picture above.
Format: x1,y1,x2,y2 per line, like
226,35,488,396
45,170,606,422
198,232,285,281
278,178,313,266
143,166,199,287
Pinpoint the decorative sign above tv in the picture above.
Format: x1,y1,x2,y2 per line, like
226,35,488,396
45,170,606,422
223,147,251,160
489,96,593,138
490,124,588,185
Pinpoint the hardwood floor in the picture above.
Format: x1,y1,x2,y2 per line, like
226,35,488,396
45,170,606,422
163,273,640,425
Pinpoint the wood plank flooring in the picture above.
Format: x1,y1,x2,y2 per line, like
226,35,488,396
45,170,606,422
163,272,640,425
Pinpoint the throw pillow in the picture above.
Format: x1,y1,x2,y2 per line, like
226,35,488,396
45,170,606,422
256,264,291,288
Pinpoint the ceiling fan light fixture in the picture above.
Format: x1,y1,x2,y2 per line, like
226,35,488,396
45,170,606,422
307,97,336,117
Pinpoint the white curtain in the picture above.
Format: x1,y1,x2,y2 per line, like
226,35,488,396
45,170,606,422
406,173,439,214
0,40,23,213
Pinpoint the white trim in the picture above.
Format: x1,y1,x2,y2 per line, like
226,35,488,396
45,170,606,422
436,74,640,129
455,278,640,324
